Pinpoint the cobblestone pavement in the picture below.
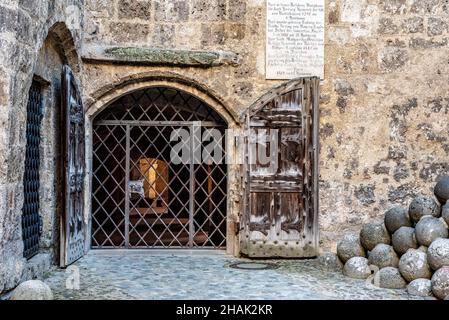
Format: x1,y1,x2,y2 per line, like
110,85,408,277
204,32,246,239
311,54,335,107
43,250,423,300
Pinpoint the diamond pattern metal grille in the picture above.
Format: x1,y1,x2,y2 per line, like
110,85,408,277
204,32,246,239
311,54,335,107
92,87,227,249
22,81,43,259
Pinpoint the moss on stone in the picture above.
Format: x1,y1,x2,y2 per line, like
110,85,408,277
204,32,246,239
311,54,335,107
104,47,221,66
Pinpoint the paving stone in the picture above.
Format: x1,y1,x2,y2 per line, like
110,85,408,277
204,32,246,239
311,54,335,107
43,252,422,300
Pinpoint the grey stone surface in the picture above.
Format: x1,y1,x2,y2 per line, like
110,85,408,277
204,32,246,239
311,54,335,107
442,203,449,226
20,253,52,285
337,234,366,263
431,266,449,299
418,246,428,253
377,267,406,289
392,227,418,256
42,252,422,300
409,196,441,223
360,223,391,251
379,47,409,72
415,217,448,247
10,280,53,300
385,207,412,234
399,249,432,282
343,257,372,280
317,252,344,272
427,238,449,271
82,45,240,67
368,244,399,268
407,279,433,297
434,176,449,205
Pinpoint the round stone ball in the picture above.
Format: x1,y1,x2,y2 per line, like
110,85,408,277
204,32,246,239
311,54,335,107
415,216,448,247
368,244,399,268
377,267,406,289
343,257,372,279
385,206,412,234
409,196,440,223
360,223,391,251
399,249,432,282
427,238,449,271
337,234,366,263
407,279,433,297
418,246,428,253
10,280,53,300
318,252,344,272
392,227,418,256
442,203,449,226
434,176,449,205
431,266,449,299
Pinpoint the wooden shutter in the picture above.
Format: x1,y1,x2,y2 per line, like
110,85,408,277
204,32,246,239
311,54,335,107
240,78,320,258
60,65,86,267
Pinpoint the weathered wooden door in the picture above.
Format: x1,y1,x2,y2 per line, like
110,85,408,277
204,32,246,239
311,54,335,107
240,78,320,258
60,65,86,267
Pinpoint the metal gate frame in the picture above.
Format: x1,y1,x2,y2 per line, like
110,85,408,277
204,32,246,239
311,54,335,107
91,87,228,249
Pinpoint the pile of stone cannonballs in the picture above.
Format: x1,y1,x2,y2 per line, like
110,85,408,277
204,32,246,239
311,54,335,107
337,176,449,299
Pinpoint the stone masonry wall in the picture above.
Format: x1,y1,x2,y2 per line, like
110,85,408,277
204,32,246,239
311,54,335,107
321,0,449,249
0,0,84,294
83,0,449,252
1,0,449,295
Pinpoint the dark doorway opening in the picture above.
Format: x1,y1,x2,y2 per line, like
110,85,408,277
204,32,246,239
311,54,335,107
91,87,227,249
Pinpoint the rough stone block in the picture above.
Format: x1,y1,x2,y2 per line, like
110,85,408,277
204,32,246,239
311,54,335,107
86,0,115,16
228,0,247,22
118,0,151,20
191,0,226,21
401,17,424,34
380,0,407,14
109,23,150,43
151,24,175,48
154,0,189,22
410,0,440,14
328,1,339,24
0,6,17,34
428,18,447,36
409,37,448,49
201,23,226,46
379,18,398,34
378,47,409,72
226,23,246,40
340,0,366,23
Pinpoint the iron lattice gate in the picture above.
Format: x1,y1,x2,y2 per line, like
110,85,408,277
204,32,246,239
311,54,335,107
22,80,43,259
92,87,227,249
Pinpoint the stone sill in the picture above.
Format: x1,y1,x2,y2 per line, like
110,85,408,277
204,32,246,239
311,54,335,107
82,45,240,68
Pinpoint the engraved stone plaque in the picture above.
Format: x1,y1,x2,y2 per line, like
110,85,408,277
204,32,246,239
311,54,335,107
266,0,325,80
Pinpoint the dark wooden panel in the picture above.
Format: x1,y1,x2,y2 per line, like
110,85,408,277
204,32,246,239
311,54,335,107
241,77,320,258
60,65,86,267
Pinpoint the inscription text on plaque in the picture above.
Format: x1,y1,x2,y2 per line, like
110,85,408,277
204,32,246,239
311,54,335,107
266,0,325,80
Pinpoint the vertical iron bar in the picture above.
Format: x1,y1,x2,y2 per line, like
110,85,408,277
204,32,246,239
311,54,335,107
125,125,130,248
189,124,195,247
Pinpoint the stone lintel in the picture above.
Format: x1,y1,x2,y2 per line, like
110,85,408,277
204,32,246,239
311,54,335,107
82,45,240,67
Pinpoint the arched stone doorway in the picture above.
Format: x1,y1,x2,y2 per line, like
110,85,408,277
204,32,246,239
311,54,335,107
90,87,228,249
